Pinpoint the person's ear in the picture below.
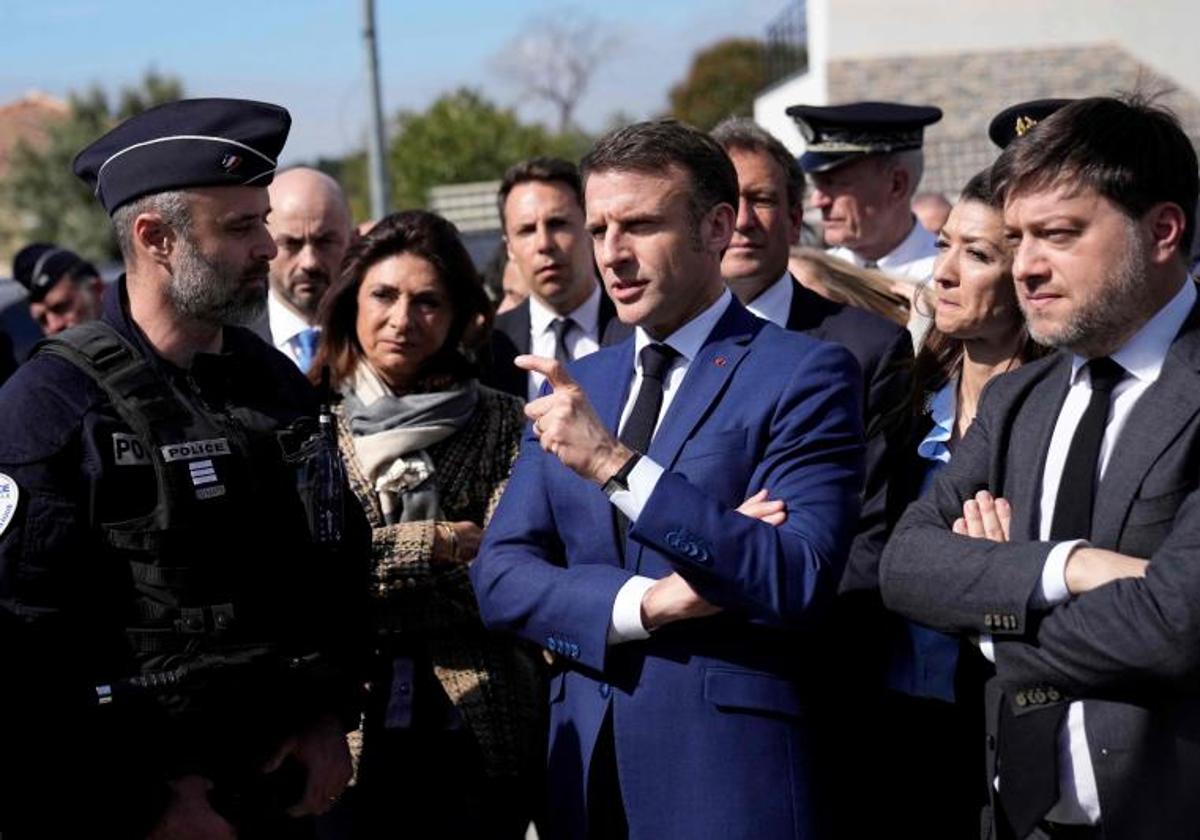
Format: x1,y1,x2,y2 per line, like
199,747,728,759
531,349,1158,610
1143,201,1187,266
133,212,177,270
890,165,912,204
705,202,736,255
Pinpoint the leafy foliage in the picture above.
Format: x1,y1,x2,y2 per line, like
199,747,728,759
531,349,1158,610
668,39,768,131
384,88,588,212
1,72,183,264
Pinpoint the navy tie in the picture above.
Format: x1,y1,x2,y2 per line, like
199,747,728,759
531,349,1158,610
550,317,576,366
613,343,680,560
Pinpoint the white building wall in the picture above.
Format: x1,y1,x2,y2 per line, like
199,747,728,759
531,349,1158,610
757,0,1200,152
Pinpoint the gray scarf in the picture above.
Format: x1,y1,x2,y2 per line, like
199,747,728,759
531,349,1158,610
341,362,478,524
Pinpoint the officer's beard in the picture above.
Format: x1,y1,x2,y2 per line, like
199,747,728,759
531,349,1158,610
167,236,269,327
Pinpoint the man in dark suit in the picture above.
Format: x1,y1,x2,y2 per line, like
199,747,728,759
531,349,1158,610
707,116,915,839
711,116,912,590
249,167,353,372
881,96,1200,839
485,157,617,401
471,120,865,838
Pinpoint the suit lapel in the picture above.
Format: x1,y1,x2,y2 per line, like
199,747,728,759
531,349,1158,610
647,301,759,470
786,276,839,335
622,301,757,571
1005,355,1072,540
1091,311,1200,547
590,340,636,433
507,299,532,354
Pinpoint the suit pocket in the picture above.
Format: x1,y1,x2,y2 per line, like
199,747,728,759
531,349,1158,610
678,427,749,463
703,667,805,720
1126,487,1191,527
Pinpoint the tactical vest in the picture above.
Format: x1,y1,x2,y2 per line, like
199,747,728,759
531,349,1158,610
37,321,332,707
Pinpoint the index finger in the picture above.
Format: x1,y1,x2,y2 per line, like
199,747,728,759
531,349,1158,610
515,354,576,390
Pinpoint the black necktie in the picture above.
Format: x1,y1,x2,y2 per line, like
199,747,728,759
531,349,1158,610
550,317,576,366
998,356,1127,837
613,343,680,559
1049,357,1127,540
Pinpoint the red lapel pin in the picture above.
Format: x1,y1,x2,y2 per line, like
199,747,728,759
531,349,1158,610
714,356,727,367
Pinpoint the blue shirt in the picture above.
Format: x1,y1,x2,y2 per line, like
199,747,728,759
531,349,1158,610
885,379,961,702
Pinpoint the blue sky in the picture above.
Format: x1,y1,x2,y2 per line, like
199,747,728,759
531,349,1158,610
0,0,784,163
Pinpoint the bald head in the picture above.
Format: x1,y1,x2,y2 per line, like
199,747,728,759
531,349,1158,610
267,167,353,320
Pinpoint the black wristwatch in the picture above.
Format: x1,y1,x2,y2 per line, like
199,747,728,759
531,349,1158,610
602,452,642,498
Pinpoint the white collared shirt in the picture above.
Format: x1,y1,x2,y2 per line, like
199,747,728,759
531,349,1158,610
267,290,318,369
605,289,734,643
828,218,937,345
828,218,938,285
526,284,603,401
1031,277,1196,824
743,271,794,328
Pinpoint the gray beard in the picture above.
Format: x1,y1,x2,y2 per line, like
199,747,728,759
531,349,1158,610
167,239,266,327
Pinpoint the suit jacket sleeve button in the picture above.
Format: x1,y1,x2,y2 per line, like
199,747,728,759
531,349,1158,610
1014,691,1028,707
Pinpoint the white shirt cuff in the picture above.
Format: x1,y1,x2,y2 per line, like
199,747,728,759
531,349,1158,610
607,575,658,644
979,634,996,663
1038,540,1088,607
607,456,665,524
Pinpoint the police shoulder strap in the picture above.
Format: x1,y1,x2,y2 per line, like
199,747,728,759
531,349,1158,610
35,321,189,432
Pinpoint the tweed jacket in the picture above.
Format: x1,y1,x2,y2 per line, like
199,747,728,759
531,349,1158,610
336,384,545,778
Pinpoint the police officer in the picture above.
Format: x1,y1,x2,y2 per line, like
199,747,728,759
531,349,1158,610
0,99,367,838
12,241,105,336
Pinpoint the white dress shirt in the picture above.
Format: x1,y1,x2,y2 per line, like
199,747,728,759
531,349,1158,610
604,289,734,643
992,279,1196,824
828,218,937,345
526,284,603,401
267,290,318,369
743,271,794,328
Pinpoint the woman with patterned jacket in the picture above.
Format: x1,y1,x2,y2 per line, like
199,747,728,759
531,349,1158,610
309,211,544,838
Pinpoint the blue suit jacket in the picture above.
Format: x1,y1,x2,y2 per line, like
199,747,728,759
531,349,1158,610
472,299,865,839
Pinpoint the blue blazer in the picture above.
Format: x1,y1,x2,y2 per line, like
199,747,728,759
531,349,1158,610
472,299,865,839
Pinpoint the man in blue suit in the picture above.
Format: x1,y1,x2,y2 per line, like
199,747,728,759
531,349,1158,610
471,119,865,839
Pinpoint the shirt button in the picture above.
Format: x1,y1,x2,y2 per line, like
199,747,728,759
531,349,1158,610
599,682,611,699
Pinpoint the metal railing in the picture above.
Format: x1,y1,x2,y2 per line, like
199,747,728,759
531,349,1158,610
764,1,809,88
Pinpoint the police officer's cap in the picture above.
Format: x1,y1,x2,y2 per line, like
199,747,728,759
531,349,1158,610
12,242,98,302
786,101,943,174
987,99,1075,149
73,97,291,215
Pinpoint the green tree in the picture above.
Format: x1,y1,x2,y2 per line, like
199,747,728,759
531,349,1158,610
386,88,587,211
1,72,184,264
668,39,768,131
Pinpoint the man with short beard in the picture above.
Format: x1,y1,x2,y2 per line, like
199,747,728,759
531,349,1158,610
880,96,1200,840
0,99,368,838
253,167,353,371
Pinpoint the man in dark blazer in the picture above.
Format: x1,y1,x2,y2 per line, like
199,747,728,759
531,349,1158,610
881,96,1200,839
709,116,912,591
701,114,915,840
486,157,617,401
472,120,864,838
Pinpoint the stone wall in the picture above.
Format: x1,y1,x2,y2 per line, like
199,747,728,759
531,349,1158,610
827,44,1200,196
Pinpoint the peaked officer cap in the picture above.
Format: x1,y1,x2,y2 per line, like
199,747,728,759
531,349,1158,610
786,101,943,173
